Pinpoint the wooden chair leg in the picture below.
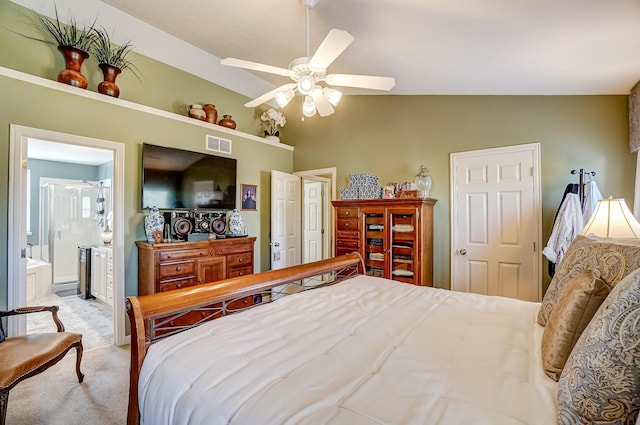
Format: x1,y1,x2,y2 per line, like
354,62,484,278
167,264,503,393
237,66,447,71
0,389,8,425
75,342,85,383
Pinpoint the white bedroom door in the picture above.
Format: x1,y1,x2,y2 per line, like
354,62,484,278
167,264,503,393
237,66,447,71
450,143,541,302
303,179,325,263
271,170,301,270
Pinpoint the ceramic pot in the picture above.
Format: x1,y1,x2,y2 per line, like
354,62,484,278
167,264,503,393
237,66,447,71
144,206,165,243
203,104,218,124
187,104,206,120
218,114,237,129
57,45,89,89
101,225,113,245
97,63,122,98
228,208,244,235
264,135,280,143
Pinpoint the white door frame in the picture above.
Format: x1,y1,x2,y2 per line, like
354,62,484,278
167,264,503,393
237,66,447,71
450,142,542,300
294,167,336,258
8,125,127,346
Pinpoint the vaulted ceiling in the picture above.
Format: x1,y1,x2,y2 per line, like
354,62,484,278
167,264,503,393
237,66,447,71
99,0,640,96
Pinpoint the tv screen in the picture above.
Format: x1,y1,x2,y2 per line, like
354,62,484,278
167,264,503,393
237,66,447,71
142,143,237,210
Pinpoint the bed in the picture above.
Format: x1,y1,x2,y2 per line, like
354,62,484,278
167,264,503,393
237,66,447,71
127,237,640,425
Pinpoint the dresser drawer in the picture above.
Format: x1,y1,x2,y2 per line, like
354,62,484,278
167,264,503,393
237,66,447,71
337,218,359,231
227,265,253,278
159,260,196,279
336,207,359,219
336,238,360,249
227,252,252,268
160,249,209,262
159,277,197,292
336,230,359,240
214,242,253,255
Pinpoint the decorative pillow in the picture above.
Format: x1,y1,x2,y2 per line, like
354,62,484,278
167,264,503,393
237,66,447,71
538,235,640,326
557,267,640,424
541,269,610,381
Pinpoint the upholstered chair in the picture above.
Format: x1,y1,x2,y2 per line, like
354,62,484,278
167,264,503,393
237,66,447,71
0,305,84,424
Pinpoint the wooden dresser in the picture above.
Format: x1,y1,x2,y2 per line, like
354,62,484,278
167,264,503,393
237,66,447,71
136,237,256,296
332,198,436,286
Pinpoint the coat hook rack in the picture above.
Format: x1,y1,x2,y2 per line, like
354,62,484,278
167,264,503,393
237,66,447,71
570,168,596,204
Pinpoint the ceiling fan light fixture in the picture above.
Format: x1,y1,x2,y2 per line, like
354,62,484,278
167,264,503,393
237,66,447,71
323,87,343,106
275,89,295,108
297,74,316,95
302,95,317,117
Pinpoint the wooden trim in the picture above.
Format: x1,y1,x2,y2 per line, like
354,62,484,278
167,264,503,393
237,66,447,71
126,253,364,425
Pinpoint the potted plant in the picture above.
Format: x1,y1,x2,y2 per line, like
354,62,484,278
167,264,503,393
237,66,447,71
91,27,140,98
261,108,286,143
35,5,96,89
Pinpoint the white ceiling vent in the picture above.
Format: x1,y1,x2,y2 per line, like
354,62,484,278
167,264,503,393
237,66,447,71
205,135,232,154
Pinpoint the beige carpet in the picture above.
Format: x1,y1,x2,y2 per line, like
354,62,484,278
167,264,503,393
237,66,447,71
6,344,129,425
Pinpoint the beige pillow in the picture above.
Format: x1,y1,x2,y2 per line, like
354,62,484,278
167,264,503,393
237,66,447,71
538,235,640,326
541,269,609,381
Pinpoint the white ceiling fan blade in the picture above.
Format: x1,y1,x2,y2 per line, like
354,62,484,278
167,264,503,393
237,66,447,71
325,74,395,91
221,58,291,77
245,83,296,107
312,90,335,117
308,29,354,71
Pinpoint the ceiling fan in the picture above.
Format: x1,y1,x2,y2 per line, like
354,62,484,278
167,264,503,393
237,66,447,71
220,0,395,117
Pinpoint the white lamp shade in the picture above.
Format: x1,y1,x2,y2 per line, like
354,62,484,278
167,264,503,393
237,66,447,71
274,89,295,108
580,198,640,238
302,95,317,117
323,87,343,106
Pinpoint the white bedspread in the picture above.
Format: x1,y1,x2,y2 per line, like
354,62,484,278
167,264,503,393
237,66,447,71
139,275,558,425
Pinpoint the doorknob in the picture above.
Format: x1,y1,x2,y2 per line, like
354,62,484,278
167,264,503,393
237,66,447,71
459,249,467,255
270,242,280,247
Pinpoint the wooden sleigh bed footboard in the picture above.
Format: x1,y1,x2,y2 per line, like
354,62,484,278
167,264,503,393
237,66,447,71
126,252,364,425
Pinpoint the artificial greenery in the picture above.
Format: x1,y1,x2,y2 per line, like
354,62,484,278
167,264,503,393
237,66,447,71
35,4,96,52
91,27,140,78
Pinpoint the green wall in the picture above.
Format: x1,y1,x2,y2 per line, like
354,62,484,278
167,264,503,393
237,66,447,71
285,95,635,291
0,0,293,309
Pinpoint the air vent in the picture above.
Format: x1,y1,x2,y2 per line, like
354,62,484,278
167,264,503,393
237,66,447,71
205,135,232,154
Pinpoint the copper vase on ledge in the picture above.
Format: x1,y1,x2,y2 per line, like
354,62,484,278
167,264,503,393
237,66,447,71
98,64,122,98
57,45,89,89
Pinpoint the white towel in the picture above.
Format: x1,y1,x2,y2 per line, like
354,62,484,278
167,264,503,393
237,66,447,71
582,180,603,224
542,193,584,265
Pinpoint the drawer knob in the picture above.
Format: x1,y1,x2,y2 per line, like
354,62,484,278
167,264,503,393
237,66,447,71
238,258,243,263
345,222,350,228
176,266,182,271
239,272,244,276
177,283,182,288
243,299,248,305
167,254,173,259
345,211,350,216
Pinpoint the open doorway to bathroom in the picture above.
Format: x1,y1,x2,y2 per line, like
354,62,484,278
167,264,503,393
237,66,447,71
8,125,126,349
25,144,114,350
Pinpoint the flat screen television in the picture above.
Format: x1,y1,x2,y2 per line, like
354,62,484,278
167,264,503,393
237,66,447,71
141,143,237,210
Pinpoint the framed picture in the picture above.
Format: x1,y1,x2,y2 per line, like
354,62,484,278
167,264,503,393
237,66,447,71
241,184,257,210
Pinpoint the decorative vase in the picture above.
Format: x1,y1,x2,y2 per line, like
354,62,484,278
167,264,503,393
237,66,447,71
228,208,244,235
97,63,122,98
101,225,113,245
57,45,89,89
264,135,280,143
144,206,165,243
187,104,206,120
203,104,218,124
415,165,432,198
218,114,237,129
